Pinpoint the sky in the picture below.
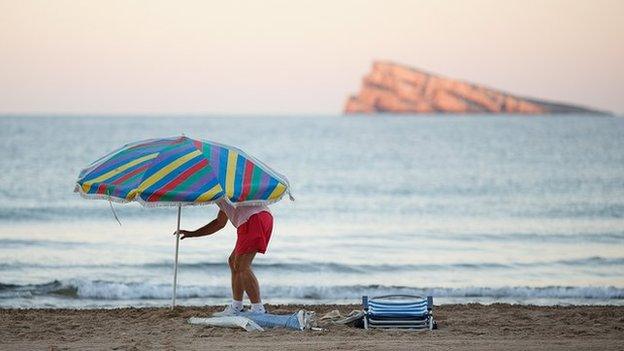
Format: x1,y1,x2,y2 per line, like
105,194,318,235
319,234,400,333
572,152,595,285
1,0,623,115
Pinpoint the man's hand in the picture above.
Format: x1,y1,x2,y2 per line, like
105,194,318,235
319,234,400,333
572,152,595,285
174,230,199,240
174,213,227,240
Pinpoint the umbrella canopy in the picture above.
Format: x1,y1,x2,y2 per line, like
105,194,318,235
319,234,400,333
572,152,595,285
75,136,292,206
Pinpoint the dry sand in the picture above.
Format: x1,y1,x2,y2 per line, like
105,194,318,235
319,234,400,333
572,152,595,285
2,304,623,350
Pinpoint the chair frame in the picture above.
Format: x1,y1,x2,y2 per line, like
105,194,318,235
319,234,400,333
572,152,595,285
363,294,435,330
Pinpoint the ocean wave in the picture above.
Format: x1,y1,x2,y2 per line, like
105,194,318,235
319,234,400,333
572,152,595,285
0,204,174,222
1,232,622,253
441,232,624,244
1,280,623,301
2,256,623,273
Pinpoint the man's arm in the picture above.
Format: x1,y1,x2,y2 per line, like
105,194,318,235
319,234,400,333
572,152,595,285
176,210,228,240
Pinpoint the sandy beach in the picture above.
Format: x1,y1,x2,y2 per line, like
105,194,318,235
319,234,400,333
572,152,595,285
2,303,623,350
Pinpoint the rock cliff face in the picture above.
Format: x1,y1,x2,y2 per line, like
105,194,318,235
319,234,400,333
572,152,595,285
345,61,606,115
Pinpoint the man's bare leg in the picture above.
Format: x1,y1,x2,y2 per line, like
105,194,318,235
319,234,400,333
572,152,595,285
228,251,245,301
232,252,261,303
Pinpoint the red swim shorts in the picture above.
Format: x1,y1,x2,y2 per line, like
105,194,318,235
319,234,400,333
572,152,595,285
235,211,273,255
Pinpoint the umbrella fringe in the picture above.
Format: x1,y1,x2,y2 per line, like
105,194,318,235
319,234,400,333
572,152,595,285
74,183,293,208
75,187,132,204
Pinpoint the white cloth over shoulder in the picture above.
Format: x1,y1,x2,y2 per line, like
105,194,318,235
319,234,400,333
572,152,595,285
216,198,270,228
187,316,265,332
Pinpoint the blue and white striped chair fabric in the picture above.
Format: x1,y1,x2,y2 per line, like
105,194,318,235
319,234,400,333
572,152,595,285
363,295,435,330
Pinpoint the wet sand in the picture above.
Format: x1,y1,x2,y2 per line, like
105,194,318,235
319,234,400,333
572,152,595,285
2,304,623,350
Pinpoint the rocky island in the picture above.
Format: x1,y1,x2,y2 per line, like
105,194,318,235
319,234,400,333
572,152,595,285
345,61,607,115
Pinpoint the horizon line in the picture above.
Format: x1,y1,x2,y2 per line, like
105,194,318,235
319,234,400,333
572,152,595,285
0,112,345,118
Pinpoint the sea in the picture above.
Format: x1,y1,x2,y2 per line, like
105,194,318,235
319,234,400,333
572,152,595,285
1,115,623,308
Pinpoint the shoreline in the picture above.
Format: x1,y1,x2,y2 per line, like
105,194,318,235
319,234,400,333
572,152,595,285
2,303,623,350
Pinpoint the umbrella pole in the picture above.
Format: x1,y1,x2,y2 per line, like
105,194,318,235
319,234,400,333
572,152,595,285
172,204,182,309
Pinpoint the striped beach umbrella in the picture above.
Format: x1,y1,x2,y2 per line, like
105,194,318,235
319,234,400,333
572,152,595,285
76,136,292,206
74,136,292,307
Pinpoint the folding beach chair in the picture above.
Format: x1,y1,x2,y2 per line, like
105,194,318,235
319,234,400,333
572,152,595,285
362,295,436,330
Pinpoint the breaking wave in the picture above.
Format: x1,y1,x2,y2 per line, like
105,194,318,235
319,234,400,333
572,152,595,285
1,280,623,301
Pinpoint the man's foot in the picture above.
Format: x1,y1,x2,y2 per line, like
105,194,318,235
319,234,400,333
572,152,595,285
212,304,243,317
250,303,266,314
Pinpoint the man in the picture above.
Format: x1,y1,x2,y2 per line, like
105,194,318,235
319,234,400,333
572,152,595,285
177,198,273,315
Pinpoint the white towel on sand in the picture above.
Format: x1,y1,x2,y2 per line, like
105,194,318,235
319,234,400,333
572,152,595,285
188,316,265,332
